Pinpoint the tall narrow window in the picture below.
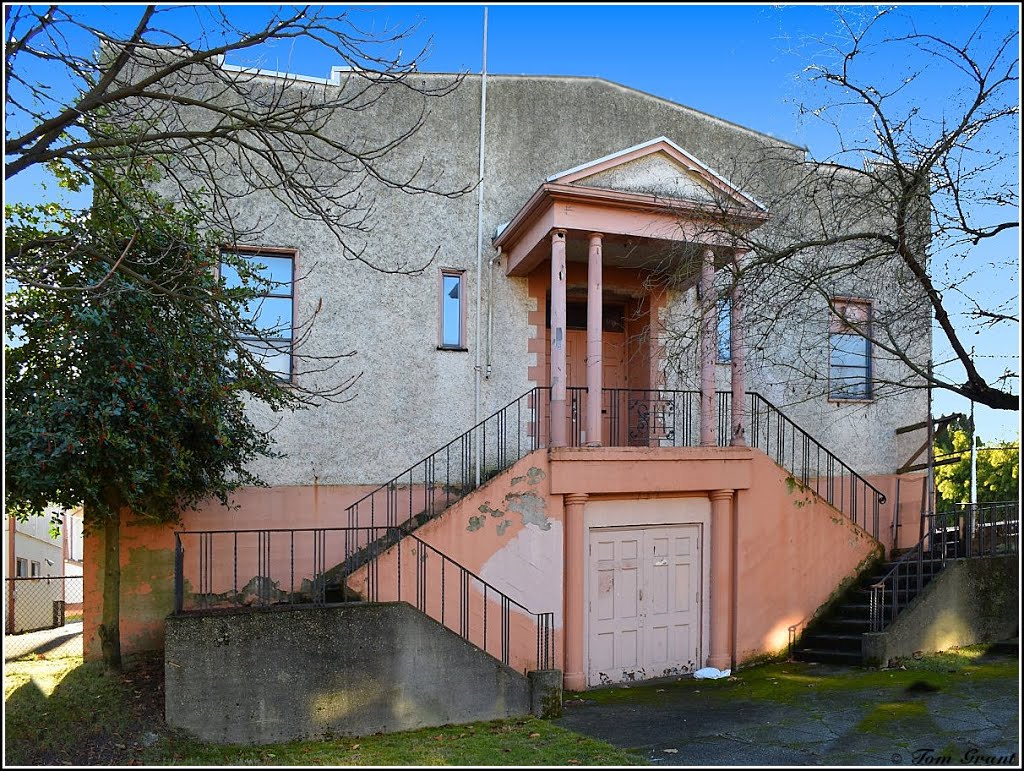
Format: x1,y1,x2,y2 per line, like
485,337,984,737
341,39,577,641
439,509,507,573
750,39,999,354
716,298,732,362
220,249,295,381
439,270,465,349
829,299,872,400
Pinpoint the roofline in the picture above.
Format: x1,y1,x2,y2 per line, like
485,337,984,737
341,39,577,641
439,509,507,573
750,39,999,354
545,136,768,212
493,181,769,251
472,74,806,152
211,59,807,152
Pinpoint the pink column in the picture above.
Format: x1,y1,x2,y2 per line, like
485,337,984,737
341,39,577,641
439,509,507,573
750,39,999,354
707,488,735,670
550,230,568,447
699,247,718,446
586,233,604,447
563,492,589,690
730,257,746,446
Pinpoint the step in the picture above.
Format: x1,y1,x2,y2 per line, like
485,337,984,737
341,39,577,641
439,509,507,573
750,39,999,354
793,647,862,665
800,633,862,652
820,617,872,633
835,602,873,618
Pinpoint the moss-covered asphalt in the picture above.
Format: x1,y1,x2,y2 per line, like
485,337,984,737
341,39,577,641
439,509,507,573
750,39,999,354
553,645,1019,766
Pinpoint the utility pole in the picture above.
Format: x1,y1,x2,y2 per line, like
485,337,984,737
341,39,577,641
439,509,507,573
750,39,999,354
969,347,978,507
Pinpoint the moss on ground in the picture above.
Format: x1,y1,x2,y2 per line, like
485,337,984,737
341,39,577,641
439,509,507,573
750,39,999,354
574,643,1016,708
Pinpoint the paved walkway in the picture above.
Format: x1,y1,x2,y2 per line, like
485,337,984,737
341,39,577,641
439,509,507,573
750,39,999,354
554,653,1020,766
3,622,83,662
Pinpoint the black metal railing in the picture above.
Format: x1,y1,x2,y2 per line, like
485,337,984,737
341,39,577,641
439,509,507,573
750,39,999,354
344,388,547,535
560,388,885,537
743,392,886,538
869,501,1019,631
172,526,554,672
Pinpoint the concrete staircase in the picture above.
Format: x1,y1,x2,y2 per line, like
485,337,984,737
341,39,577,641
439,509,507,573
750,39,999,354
793,552,946,665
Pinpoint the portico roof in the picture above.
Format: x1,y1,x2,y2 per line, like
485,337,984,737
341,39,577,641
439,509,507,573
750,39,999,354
495,137,769,277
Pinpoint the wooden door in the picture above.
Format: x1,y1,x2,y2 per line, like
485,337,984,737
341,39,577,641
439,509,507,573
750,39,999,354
587,525,702,686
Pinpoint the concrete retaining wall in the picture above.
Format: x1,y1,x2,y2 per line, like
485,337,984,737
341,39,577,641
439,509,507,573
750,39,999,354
165,602,558,744
862,556,1019,667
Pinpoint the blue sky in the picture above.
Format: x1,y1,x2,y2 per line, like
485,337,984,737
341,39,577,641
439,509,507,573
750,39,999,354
5,3,1020,441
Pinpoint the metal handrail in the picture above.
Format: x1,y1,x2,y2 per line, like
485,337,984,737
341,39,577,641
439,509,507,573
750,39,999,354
172,525,555,672
344,387,545,531
869,503,1019,631
746,392,887,537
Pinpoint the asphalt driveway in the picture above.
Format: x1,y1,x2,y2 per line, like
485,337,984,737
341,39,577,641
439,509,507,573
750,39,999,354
553,647,1019,766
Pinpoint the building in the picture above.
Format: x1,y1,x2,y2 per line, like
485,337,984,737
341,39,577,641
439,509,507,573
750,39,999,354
5,508,83,634
84,67,935,689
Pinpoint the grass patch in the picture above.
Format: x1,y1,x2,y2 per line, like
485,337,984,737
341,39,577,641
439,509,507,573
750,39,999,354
4,654,642,767
573,645,1018,708
4,654,144,766
153,719,644,766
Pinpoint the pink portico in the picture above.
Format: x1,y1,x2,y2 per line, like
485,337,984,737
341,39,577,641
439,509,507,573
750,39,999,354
494,137,767,453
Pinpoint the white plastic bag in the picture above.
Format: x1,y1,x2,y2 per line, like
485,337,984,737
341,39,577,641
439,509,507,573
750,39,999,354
693,666,731,679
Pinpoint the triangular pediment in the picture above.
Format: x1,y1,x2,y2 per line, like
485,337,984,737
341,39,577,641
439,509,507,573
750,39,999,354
546,137,765,212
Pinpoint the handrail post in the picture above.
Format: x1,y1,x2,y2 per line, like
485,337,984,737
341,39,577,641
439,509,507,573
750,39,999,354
173,533,184,614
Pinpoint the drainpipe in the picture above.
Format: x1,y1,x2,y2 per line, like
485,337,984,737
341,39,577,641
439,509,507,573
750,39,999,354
486,246,502,379
473,8,488,486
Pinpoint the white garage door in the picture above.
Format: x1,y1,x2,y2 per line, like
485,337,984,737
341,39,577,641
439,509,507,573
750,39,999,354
587,524,702,686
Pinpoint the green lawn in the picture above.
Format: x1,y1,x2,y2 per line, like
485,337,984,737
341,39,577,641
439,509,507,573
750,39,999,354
3,652,643,766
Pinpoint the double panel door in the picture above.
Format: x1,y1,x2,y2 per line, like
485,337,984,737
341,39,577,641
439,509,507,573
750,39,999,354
587,524,702,686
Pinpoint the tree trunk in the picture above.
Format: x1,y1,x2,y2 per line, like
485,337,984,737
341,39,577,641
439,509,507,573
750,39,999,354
98,491,122,671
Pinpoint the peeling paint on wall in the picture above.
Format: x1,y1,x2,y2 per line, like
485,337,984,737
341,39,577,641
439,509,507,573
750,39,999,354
466,515,485,532
479,502,505,519
505,491,550,531
497,520,512,536
511,467,546,487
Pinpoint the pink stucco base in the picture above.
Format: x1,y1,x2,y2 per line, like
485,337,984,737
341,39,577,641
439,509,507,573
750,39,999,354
86,448,885,680
83,484,376,660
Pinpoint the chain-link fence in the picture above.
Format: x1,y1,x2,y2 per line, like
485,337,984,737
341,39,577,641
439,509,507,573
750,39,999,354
4,576,84,660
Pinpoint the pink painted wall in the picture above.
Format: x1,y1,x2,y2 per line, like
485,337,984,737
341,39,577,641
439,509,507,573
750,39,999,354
868,472,929,552
347,452,563,675
84,484,376,660
732,452,883,664
86,446,890,676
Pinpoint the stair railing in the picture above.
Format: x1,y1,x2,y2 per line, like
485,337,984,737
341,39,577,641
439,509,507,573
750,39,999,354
869,502,1019,631
172,525,556,673
741,392,887,539
344,388,548,546
556,388,886,538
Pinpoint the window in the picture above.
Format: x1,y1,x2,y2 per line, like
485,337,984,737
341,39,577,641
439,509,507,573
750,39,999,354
829,299,872,401
544,299,625,332
716,298,732,362
220,249,295,380
30,560,41,577
439,270,466,349
15,558,27,577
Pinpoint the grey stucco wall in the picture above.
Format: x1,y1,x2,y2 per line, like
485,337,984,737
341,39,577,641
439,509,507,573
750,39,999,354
862,556,1019,667
161,67,928,485
164,602,535,744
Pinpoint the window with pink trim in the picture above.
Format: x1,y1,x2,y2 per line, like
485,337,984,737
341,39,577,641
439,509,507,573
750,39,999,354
829,299,873,401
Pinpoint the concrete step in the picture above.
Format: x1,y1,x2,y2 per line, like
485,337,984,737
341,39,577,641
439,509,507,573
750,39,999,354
800,633,862,652
793,647,862,665
820,617,872,633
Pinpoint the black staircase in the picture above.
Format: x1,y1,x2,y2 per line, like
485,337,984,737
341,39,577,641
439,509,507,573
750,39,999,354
793,554,944,664
794,502,1019,665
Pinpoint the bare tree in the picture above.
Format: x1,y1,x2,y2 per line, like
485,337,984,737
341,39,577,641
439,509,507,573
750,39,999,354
5,5,472,271
658,7,1018,413
5,4,474,404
